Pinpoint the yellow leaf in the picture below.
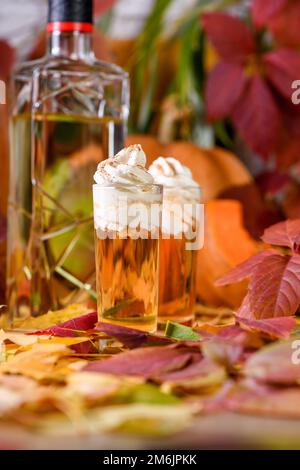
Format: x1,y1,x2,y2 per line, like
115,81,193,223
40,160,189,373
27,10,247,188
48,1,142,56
0,343,72,381
13,304,91,331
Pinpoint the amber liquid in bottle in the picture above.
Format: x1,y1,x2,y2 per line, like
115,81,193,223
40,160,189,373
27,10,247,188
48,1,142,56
6,0,129,324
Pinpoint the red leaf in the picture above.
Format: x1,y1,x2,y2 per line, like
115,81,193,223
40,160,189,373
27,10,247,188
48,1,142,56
224,380,300,418
269,1,300,48
251,0,287,28
95,322,172,349
31,311,97,337
256,171,290,197
237,315,296,339
71,340,99,354
201,13,255,62
244,340,300,385
83,344,201,379
237,293,253,319
264,49,300,100
203,339,244,370
248,252,300,318
157,356,224,386
205,62,247,120
0,40,15,80
262,218,300,250
215,250,276,286
94,0,117,17
231,75,281,157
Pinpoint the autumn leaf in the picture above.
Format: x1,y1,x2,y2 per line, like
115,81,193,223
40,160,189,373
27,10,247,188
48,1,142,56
205,62,247,120
202,339,243,370
83,344,201,380
268,0,300,48
231,75,281,157
202,13,255,63
15,304,92,331
164,321,201,341
0,343,72,381
262,218,300,251
95,322,172,348
248,252,300,318
236,316,296,339
31,311,97,337
217,219,300,319
264,49,300,100
251,0,287,28
160,357,226,393
243,340,300,385
224,380,300,418
216,250,276,287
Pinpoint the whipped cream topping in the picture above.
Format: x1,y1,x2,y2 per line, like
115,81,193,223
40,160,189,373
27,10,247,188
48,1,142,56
93,145,161,237
94,144,154,188
148,157,196,187
149,157,201,236
149,157,200,201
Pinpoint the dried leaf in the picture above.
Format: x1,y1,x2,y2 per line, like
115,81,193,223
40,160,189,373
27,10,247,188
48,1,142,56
31,311,97,337
224,380,300,418
264,49,300,100
0,375,42,416
205,62,247,120
251,0,287,28
216,250,276,287
237,316,296,339
41,403,193,437
202,13,255,62
65,372,142,402
202,339,244,370
231,75,281,157
244,340,300,385
269,1,300,48
248,252,300,318
0,343,72,381
15,304,92,331
164,321,201,341
95,322,172,348
83,344,201,380
160,357,226,393
262,218,300,250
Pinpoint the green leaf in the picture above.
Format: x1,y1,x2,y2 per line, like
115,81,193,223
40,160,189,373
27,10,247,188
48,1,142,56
164,321,201,341
117,383,180,405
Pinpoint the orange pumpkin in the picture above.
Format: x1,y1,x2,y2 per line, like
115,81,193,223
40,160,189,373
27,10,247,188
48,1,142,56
196,199,258,308
126,135,252,201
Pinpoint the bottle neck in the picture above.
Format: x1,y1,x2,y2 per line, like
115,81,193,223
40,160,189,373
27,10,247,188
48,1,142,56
47,30,94,61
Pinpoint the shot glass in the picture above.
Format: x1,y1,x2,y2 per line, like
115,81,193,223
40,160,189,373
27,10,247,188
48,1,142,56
93,183,162,333
158,186,203,326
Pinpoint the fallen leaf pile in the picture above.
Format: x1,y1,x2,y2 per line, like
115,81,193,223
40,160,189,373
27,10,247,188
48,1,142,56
0,300,299,440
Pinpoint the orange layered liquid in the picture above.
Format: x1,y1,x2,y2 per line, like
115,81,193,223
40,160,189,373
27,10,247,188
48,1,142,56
95,232,159,333
159,235,197,325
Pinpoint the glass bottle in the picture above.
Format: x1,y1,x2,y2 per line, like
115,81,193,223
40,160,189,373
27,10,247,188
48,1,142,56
6,0,129,325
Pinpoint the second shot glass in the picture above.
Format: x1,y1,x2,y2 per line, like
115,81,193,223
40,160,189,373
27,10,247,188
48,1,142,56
158,185,202,326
